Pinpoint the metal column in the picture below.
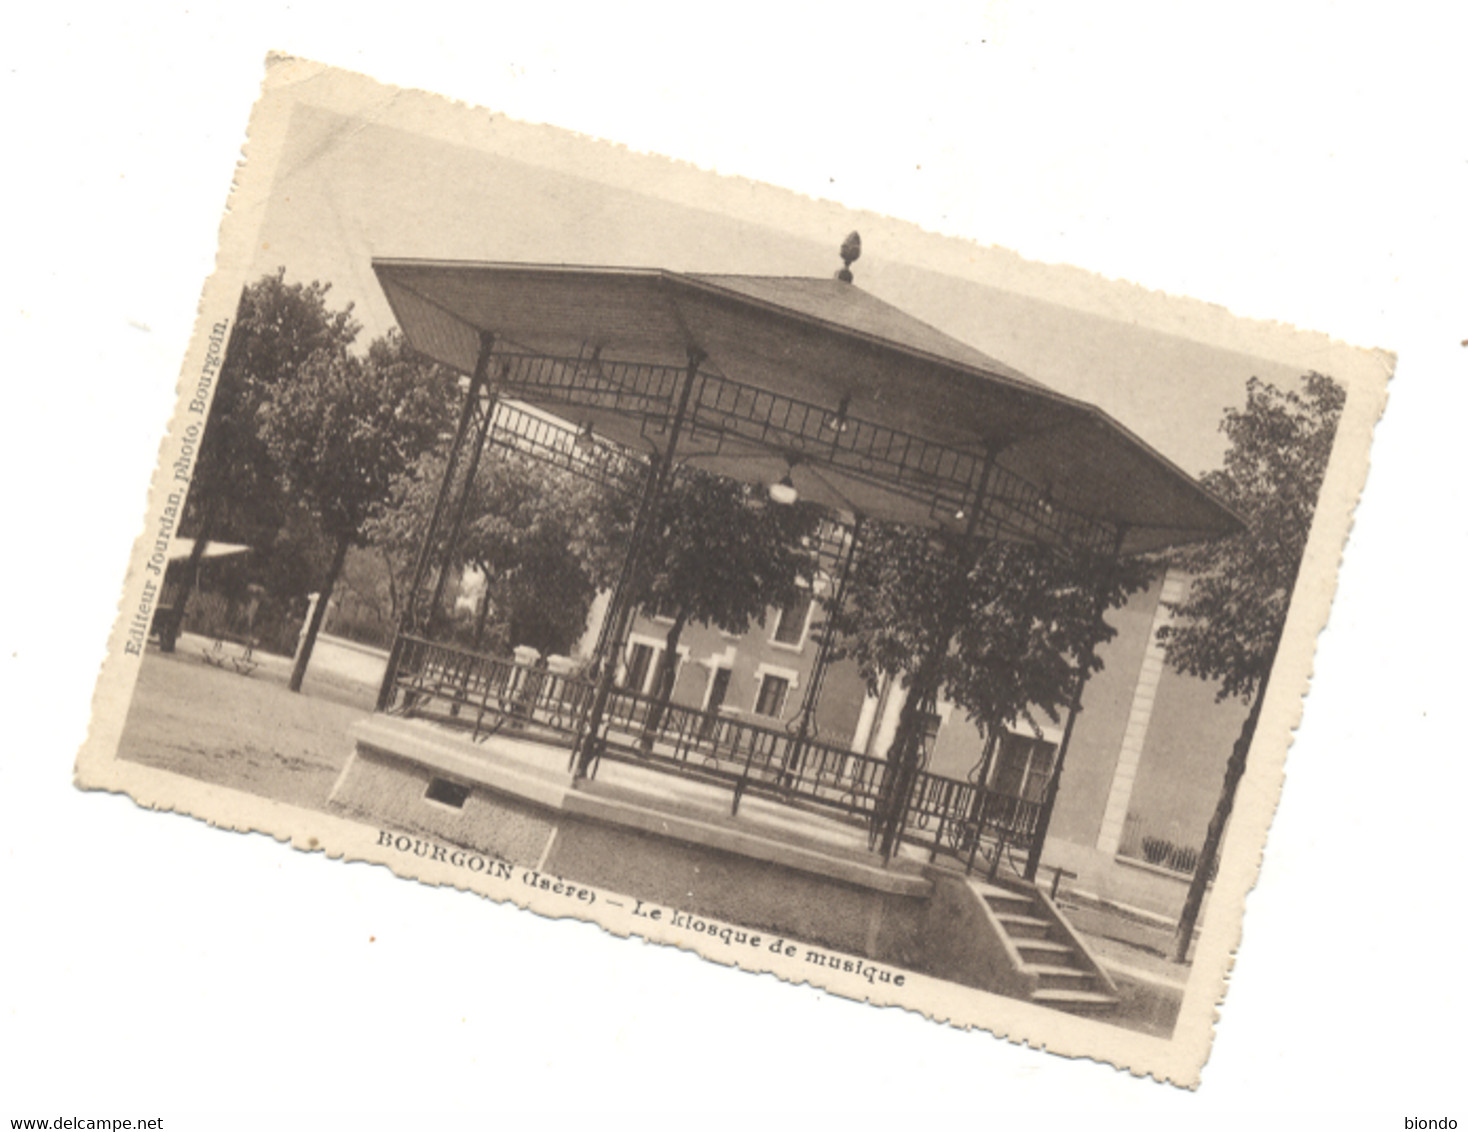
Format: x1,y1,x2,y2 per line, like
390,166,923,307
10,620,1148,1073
571,348,705,779
872,449,1001,861
376,331,497,710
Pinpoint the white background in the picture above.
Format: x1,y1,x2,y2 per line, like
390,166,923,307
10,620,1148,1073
3,4,1464,1128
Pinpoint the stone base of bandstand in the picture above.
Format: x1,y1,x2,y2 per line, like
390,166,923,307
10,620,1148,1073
329,714,1048,1001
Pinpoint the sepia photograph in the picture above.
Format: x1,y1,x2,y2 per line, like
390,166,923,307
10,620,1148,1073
9,8,1462,1125
73,58,1389,1085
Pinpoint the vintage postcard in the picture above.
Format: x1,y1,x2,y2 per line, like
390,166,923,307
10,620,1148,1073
75,55,1392,1087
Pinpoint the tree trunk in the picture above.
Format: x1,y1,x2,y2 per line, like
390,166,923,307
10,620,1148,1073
167,503,216,647
471,563,494,651
639,611,687,753
1024,659,1095,882
381,546,403,627
966,725,1001,849
875,656,942,860
973,725,1000,789
288,533,350,693
1173,667,1271,962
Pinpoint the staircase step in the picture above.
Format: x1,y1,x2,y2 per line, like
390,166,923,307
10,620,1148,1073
1015,938,1080,964
1027,964,1098,991
996,914,1053,939
972,881,1030,901
1020,954,1086,973
984,892,1038,913
1032,988,1119,1011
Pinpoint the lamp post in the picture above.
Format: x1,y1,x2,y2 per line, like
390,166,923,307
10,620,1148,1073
782,515,863,782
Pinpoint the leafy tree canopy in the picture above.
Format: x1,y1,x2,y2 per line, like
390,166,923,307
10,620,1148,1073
460,454,607,656
832,526,1154,739
368,446,611,657
1157,372,1344,961
187,267,362,542
611,467,822,744
253,321,459,691
628,469,824,639
258,329,459,547
1158,372,1346,702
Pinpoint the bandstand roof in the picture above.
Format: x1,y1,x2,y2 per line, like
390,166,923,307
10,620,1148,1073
373,258,1243,556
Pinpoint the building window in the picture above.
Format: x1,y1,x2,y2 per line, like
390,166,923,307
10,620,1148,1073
989,732,1057,803
623,642,656,694
699,667,733,740
704,666,732,714
754,673,790,718
917,710,943,757
771,592,812,646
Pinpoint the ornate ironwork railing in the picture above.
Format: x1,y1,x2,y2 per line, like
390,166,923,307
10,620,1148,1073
382,633,1039,876
1116,813,1213,879
916,775,1047,878
382,634,892,823
590,680,892,823
489,350,1121,554
385,634,593,742
486,400,649,499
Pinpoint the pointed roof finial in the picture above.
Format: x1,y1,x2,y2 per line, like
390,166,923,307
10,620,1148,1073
837,231,861,282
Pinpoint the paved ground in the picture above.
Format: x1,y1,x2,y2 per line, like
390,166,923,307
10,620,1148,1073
115,633,377,810
116,635,1186,1034
303,632,389,687
1060,900,1193,984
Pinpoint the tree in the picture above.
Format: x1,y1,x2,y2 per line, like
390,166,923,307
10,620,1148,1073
259,328,459,691
164,269,362,648
177,270,362,611
623,469,822,750
830,526,1152,857
456,455,608,656
360,448,452,631
368,448,611,658
1157,373,1345,961
509,480,607,655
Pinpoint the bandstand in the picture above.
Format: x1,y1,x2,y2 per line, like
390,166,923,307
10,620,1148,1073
330,245,1240,1012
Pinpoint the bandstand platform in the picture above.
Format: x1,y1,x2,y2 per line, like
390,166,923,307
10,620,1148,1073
332,709,1121,1014
337,246,1242,1015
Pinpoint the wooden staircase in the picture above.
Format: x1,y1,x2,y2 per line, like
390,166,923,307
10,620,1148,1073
969,879,1120,1014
